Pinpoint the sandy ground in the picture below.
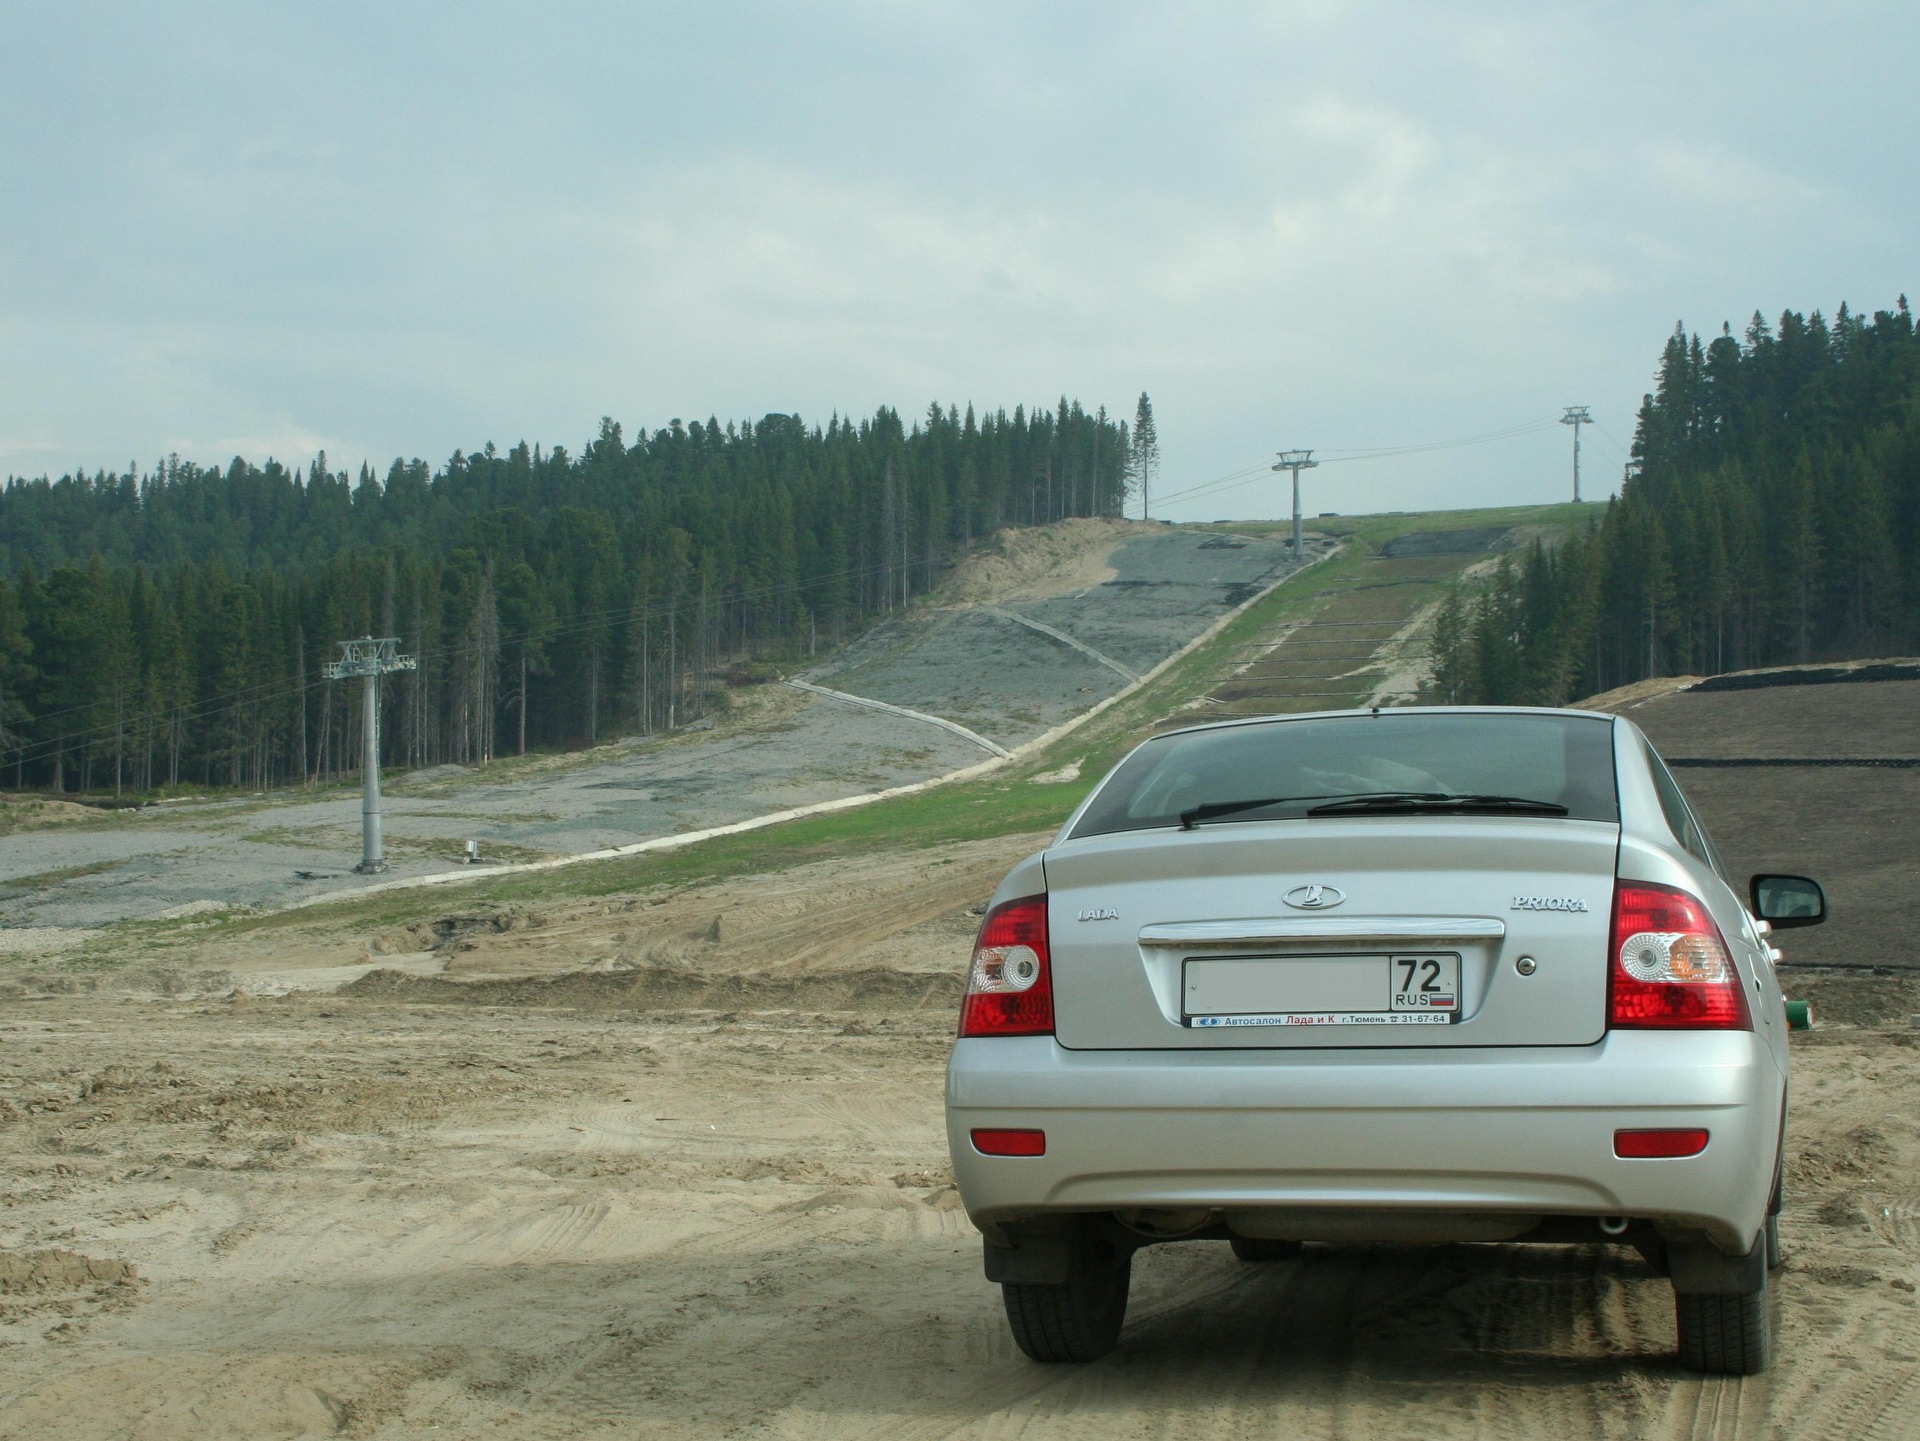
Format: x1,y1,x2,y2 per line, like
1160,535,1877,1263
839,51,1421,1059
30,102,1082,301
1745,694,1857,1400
0,524,1300,932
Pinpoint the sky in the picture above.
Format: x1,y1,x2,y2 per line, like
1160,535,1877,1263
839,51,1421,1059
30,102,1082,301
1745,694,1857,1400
2,1,1914,521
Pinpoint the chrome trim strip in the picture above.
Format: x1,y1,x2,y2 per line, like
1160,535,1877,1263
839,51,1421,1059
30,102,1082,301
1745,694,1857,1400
1138,916,1507,947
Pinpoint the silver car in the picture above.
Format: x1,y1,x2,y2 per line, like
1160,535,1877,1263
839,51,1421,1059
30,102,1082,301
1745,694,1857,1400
945,707,1825,1374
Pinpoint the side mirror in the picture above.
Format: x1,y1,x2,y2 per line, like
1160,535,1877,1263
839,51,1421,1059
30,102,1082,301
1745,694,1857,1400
1751,874,1826,929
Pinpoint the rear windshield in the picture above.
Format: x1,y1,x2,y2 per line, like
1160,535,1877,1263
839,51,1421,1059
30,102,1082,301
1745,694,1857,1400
1070,712,1619,839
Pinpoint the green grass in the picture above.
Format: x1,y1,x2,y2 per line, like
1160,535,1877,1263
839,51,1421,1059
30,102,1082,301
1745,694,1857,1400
0,858,125,895
1218,499,1597,544
126,501,1593,947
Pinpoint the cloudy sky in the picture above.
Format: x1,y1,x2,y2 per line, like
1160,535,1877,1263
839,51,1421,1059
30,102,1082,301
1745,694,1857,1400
2,2,1913,519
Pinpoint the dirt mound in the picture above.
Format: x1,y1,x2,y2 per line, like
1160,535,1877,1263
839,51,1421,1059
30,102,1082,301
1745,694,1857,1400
1690,658,1920,692
1579,659,1920,713
0,796,108,835
0,1250,137,1295
341,962,962,1013
936,518,1136,604
1573,675,1704,712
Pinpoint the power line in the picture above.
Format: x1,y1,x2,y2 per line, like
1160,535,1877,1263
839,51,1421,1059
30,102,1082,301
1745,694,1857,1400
1592,421,1635,461
1151,461,1278,509
1154,416,1565,512
1315,418,1562,462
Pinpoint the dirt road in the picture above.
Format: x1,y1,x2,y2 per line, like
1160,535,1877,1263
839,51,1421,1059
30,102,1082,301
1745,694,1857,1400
5,844,1920,1439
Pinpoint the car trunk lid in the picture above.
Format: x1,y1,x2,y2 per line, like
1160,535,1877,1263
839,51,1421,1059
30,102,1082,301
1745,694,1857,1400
1045,816,1618,1049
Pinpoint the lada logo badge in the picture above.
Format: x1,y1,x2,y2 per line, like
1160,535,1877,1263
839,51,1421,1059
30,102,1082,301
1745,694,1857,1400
1284,884,1346,910
1077,907,1119,922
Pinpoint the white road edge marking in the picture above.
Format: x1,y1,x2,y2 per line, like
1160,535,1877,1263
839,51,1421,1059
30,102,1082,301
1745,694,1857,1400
977,605,1141,682
782,678,1012,758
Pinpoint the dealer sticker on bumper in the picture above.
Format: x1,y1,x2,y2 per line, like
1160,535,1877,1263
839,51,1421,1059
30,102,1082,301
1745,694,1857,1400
1183,953,1463,1027
1192,1011,1456,1027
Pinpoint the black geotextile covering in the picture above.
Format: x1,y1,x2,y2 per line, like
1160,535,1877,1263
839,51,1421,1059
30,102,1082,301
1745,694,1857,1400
1689,662,1920,692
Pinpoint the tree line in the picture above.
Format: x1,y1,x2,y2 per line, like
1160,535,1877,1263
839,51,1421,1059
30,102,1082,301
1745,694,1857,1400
0,400,1139,794
1428,298,1920,704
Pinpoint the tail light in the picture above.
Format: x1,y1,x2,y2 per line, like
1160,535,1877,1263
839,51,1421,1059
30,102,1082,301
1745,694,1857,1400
1608,880,1750,1030
959,895,1054,1038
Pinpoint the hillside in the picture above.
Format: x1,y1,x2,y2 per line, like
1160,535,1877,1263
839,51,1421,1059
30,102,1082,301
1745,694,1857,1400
0,401,1130,789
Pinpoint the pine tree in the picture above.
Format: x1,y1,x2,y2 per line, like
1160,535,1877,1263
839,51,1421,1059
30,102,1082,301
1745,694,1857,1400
1131,394,1160,520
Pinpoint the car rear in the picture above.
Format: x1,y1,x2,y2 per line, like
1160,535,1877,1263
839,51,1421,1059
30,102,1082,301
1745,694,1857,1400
945,707,1789,1372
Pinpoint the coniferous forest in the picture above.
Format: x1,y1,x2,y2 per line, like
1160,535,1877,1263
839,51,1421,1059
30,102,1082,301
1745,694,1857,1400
0,402,1133,794
1428,298,1920,705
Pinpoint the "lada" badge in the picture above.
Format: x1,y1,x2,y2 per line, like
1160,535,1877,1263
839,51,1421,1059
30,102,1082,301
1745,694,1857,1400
1283,884,1346,910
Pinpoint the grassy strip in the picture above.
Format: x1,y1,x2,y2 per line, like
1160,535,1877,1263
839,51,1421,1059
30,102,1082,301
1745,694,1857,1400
0,858,124,896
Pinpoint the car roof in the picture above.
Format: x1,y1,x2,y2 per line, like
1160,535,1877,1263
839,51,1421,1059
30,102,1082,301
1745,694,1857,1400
1149,705,1621,742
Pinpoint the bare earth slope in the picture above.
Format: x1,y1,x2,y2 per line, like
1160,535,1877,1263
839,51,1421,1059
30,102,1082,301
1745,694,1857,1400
1583,669,1920,972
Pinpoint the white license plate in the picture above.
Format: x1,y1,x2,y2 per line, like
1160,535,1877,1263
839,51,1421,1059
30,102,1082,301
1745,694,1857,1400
1183,953,1461,1027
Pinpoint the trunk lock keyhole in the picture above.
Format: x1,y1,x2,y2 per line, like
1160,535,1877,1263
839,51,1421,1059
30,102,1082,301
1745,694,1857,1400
1515,956,1538,976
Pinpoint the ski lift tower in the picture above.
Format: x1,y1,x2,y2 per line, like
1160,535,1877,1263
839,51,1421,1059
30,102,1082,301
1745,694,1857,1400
324,636,417,874
1272,450,1319,562
1560,406,1592,502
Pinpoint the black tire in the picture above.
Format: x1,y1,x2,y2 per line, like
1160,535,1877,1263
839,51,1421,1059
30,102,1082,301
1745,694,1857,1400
1675,1270,1772,1375
1230,1235,1303,1263
1765,1210,1783,1272
1002,1252,1132,1363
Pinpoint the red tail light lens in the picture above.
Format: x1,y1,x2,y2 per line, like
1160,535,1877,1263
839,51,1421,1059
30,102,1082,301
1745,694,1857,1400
971,1128,1046,1156
1615,1128,1710,1158
959,894,1054,1038
1608,881,1750,1030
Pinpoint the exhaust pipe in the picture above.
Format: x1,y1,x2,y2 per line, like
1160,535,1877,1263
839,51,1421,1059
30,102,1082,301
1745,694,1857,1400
1116,1208,1213,1239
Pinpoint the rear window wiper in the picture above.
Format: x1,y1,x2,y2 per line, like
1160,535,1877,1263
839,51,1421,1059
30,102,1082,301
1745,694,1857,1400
1179,791,1448,830
1305,793,1569,817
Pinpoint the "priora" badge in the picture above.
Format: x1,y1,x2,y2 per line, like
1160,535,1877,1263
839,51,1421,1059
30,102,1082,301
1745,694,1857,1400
1512,896,1589,912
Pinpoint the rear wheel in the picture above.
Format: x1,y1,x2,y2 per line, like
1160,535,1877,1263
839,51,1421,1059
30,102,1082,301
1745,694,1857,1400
1002,1252,1132,1363
1675,1267,1772,1375
1230,1235,1303,1263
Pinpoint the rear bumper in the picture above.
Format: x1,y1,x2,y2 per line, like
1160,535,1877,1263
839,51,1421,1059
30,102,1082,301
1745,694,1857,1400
946,1031,1779,1253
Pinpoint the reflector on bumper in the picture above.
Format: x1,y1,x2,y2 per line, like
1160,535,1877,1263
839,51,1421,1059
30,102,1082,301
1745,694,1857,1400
972,1128,1046,1157
1614,1128,1709,1158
